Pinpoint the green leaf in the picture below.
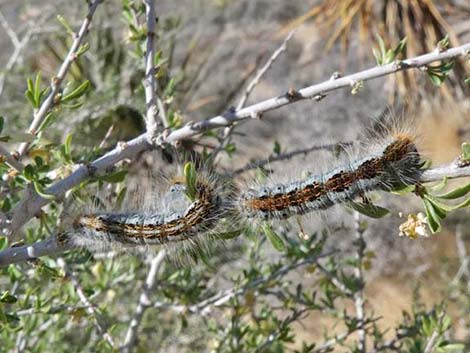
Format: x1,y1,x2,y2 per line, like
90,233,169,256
462,142,470,161
424,195,447,220
37,112,57,133
33,181,56,200
391,184,416,195
23,164,35,181
184,162,197,201
27,77,33,94
0,236,7,250
25,90,36,108
437,34,450,51
435,183,470,200
0,116,4,134
423,198,442,233
76,42,90,57
428,72,445,86
347,202,390,219
1,197,11,212
429,177,448,193
425,194,470,212
437,343,465,353
273,141,281,155
392,37,407,59
224,143,236,156
61,80,90,102
34,72,42,107
0,291,17,304
262,223,285,251
63,133,73,163
56,14,74,35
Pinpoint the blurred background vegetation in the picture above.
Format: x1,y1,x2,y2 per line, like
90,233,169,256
0,0,469,352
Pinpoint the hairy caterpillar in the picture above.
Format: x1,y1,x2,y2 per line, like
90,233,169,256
63,113,423,255
238,117,423,220
64,171,232,255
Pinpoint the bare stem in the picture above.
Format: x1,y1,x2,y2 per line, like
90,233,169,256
120,250,166,352
57,257,115,348
231,141,352,176
353,212,366,353
212,30,294,160
0,144,24,171
142,0,162,141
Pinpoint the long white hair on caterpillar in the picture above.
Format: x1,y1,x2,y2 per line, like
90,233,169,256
236,110,424,221
59,162,234,262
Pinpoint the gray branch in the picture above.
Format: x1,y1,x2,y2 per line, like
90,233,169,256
142,0,161,141
120,250,166,353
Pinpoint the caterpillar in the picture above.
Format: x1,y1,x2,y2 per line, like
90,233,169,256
63,113,424,255
64,172,232,254
237,117,423,220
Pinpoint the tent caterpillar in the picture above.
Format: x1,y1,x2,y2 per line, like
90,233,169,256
66,172,231,255
237,120,423,220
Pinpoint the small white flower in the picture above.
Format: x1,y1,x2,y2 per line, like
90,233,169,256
398,212,430,239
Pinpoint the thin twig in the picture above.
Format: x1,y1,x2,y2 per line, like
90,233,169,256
152,251,334,315
0,10,20,47
423,331,440,353
0,11,35,97
120,250,166,353
231,141,352,176
353,212,366,353
142,0,162,142
16,0,102,159
57,258,115,348
0,144,24,171
212,31,295,160
238,31,295,110
3,43,470,242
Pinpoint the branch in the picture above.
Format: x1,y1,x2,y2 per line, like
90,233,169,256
16,0,102,158
237,30,294,110
120,250,166,353
0,11,34,97
230,141,352,176
0,144,24,171
212,30,294,160
142,0,162,141
155,250,334,315
3,42,470,241
420,161,470,182
353,212,366,353
57,257,115,348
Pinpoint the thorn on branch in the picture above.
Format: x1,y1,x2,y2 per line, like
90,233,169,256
250,111,262,119
84,163,98,178
117,141,129,150
330,71,342,80
285,88,302,101
312,93,326,102
394,60,411,70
